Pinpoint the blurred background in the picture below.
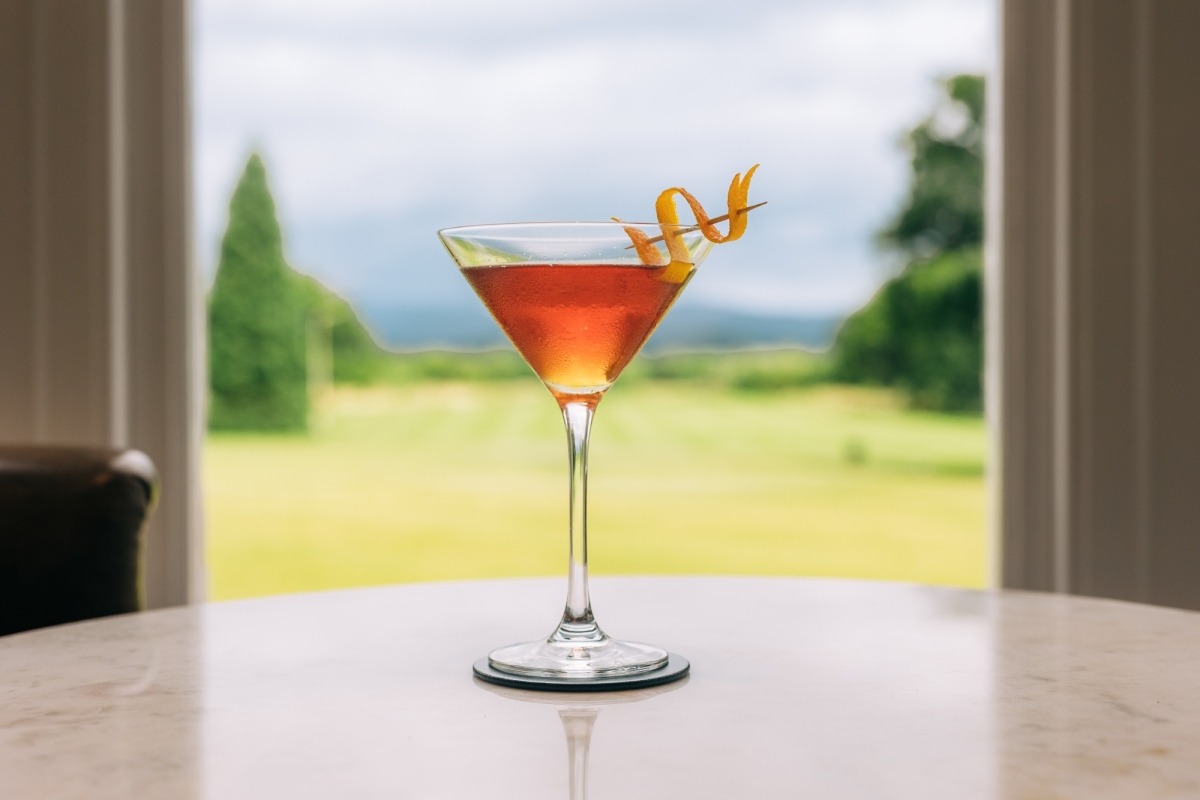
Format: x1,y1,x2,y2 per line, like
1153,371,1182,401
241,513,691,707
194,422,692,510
197,0,994,600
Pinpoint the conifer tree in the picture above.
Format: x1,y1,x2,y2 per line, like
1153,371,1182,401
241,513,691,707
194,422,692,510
208,154,308,430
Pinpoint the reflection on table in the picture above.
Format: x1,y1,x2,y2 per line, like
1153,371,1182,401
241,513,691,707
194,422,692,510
477,678,687,800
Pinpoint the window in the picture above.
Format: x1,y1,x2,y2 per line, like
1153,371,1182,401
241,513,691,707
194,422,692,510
197,0,995,600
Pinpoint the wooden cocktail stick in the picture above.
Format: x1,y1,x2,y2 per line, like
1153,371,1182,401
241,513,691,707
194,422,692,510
624,201,768,248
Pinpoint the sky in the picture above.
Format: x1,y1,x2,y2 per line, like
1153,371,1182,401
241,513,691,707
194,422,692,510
195,0,993,320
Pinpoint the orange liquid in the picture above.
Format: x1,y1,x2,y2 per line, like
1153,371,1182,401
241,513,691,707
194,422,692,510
462,263,690,402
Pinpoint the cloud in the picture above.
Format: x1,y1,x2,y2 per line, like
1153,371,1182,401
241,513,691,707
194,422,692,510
196,0,993,315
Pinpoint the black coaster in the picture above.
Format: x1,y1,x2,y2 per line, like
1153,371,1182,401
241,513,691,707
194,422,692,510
473,653,689,692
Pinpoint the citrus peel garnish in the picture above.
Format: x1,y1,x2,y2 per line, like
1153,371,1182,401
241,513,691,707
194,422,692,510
619,165,760,283
618,224,667,267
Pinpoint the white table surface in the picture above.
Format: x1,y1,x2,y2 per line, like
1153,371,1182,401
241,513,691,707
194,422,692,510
2,576,1199,799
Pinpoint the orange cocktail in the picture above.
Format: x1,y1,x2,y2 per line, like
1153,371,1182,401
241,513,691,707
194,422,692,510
461,263,690,402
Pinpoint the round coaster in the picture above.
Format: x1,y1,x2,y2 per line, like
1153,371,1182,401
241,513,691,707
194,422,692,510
472,653,690,692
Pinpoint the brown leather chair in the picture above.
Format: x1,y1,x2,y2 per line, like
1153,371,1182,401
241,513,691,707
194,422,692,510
0,446,158,637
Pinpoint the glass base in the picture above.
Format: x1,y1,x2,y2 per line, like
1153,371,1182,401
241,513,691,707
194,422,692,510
488,634,669,679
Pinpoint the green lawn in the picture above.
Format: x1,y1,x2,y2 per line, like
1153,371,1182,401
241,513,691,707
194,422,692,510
205,381,986,600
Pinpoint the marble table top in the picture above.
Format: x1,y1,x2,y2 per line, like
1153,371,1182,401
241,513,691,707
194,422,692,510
2,577,1199,799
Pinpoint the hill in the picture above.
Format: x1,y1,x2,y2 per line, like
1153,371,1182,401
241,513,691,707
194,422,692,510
353,301,844,354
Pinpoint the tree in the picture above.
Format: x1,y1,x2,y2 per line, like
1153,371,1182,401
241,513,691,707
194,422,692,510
833,75,985,412
208,154,308,431
295,275,390,386
879,75,984,256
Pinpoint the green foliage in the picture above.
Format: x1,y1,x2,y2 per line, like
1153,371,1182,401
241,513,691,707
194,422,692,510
834,75,985,412
373,349,536,383
208,155,308,431
354,347,830,391
834,249,982,411
208,154,393,428
297,277,390,385
623,349,829,391
879,74,985,256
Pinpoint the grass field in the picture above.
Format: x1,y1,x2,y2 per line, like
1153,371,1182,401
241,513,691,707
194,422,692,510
205,380,986,600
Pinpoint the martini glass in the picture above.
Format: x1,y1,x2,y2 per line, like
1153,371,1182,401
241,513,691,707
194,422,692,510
439,222,714,679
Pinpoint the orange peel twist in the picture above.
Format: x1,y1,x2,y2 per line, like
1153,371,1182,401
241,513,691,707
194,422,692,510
620,225,667,266
620,165,759,283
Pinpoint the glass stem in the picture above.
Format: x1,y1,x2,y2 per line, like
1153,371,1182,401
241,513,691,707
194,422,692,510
553,400,603,644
